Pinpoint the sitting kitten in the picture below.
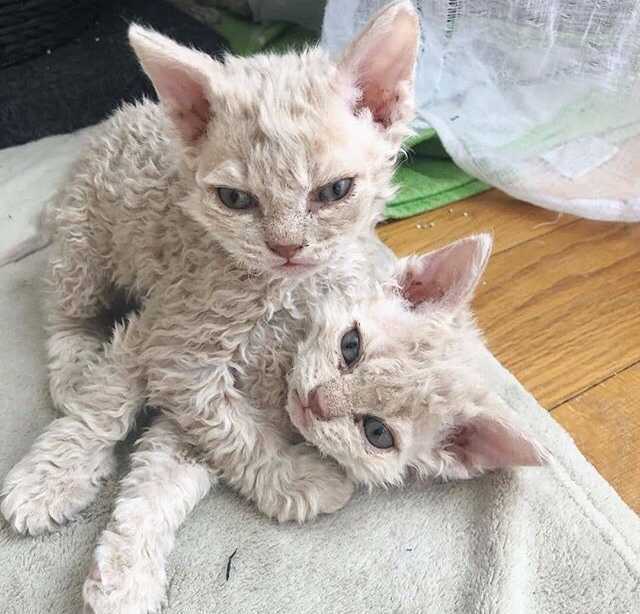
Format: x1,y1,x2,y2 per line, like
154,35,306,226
2,2,419,534
82,235,547,613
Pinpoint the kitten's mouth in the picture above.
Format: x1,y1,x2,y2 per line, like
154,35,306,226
275,259,319,272
269,251,321,272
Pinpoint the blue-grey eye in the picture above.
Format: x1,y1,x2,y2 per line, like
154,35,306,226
216,187,258,210
363,416,394,449
340,327,361,367
317,178,353,203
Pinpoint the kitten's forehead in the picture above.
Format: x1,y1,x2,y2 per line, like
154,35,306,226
334,295,418,344
223,51,350,120
200,50,386,192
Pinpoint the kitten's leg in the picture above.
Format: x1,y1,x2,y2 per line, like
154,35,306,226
241,439,356,523
46,309,111,412
83,417,212,614
110,299,354,524
46,238,115,411
1,322,145,535
1,416,119,535
174,393,354,523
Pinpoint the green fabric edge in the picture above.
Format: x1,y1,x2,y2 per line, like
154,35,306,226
386,179,489,219
211,11,488,219
405,128,437,150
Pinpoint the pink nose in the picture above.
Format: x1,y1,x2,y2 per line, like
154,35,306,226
267,243,302,260
307,387,327,419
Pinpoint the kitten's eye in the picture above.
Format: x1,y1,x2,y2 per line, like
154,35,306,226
316,178,353,204
363,416,394,449
340,327,361,367
216,187,258,210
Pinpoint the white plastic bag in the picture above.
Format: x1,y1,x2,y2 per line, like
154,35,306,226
322,0,640,221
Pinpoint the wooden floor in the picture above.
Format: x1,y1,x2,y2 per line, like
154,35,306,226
378,189,640,514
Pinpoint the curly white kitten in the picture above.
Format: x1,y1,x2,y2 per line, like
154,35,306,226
288,235,548,485
2,2,419,532
81,235,546,614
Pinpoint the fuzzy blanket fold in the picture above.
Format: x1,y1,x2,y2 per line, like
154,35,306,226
0,138,639,613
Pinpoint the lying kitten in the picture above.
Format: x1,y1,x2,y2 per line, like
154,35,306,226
82,235,547,613
2,2,419,534
288,235,548,484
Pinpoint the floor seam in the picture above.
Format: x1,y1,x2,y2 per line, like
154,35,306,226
549,358,640,410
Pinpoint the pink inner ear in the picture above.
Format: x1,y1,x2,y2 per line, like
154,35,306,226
402,271,445,305
356,11,418,126
446,415,545,470
397,234,493,310
159,69,211,143
166,71,211,142
357,84,397,128
129,26,213,145
341,4,418,127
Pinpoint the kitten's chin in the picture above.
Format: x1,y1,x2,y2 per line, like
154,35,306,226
271,262,321,278
238,254,324,278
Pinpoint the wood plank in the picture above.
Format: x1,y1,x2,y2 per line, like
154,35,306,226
552,364,640,514
473,220,640,408
378,189,576,257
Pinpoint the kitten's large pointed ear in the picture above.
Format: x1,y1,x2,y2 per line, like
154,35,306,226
338,1,420,130
436,412,549,480
129,24,218,145
394,234,493,310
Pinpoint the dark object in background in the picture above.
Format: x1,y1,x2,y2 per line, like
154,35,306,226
0,0,225,149
0,0,97,69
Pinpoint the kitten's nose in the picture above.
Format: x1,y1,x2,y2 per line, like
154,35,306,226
307,387,328,419
267,243,302,260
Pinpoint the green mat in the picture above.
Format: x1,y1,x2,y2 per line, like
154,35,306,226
211,10,489,220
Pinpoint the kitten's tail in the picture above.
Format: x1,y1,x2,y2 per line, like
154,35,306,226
0,204,52,267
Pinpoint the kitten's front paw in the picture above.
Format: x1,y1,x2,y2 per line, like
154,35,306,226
83,531,167,614
258,446,355,523
1,447,115,535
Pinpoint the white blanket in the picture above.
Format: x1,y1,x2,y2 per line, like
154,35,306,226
0,128,94,266
0,135,639,613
